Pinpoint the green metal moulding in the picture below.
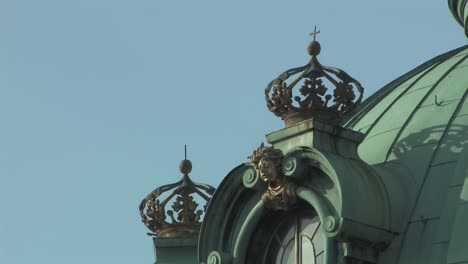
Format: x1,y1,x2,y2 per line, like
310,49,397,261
198,164,263,264
198,119,410,263
153,237,199,264
280,146,393,240
264,120,397,244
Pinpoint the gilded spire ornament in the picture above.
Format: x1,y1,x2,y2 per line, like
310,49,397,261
265,26,364,127
139,146,215,237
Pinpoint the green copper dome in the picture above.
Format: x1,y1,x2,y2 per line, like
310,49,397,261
345,44,468,263
346,45,468,168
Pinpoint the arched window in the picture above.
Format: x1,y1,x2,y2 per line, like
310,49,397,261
247,205,325,264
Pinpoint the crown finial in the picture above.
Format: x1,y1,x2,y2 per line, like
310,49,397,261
139,147,215,237
307,26,321,56
265,29,364,127
179,145,192,175
309,25,320,42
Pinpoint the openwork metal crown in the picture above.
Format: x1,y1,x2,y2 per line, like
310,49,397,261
265,27,364,127
139,157,215,237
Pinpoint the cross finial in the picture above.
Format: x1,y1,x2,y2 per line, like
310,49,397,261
309,26,320,42
184,145,187,160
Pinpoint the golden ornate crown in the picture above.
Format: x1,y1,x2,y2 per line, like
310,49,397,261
139,149,215,237
265,27,364,127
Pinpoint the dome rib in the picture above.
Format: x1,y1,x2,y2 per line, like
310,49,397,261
393,80,468,264
360,60,443,138
383,54,468,162
345,45,468,129
342,43,468,263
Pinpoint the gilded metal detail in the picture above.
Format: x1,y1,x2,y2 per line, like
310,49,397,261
250,143,296,210
139,151,215,237
265,26,364,127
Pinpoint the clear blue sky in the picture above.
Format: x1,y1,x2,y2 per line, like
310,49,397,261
0,1,466,263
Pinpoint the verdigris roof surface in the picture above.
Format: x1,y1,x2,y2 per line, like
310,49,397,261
346,45,468,166
345,45,468,263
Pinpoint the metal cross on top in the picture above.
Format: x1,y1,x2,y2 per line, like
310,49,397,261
309,26,320,41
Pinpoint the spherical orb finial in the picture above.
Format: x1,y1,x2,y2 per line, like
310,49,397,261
307,41,321,56
179,159,192,174
308,25,321,56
